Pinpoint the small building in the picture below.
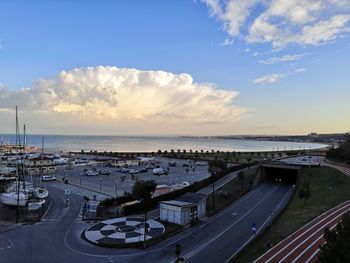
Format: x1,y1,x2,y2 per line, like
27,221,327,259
109,158,140,167
160,192,207,225
24,156,56,175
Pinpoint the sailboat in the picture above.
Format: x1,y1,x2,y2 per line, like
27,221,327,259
0,192,27,206
0,106,28,207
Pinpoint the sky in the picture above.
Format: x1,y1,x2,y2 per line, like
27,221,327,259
0,0,349,136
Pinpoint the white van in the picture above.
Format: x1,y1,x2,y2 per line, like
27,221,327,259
41,175,56,181
153,168,168,175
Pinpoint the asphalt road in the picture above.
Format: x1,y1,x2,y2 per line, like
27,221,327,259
0,181,294,263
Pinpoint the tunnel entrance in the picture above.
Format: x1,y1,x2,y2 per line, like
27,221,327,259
261,164,300,185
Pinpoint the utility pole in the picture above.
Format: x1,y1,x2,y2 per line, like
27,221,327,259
115,180,118,216
212,181,215,210
143,201,147,248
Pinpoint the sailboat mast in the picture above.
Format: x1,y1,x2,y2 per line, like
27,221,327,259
15,106,20,223
24,124,26,149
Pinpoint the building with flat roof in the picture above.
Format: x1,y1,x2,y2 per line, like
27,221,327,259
160,192,207,225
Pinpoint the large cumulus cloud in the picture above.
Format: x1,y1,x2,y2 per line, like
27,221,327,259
0,66,246,135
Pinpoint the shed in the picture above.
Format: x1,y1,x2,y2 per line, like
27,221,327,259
160,192,207,225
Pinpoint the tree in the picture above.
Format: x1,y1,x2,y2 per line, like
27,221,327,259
327,135,350,165
132,180,157,247
208,160,227,176
238,171,244,193
318,212,350,262
298,182,311,205
132,180,157,201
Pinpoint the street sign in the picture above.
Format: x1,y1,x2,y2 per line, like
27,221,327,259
65,189,71,196
99,177,102,182
251,223,257,234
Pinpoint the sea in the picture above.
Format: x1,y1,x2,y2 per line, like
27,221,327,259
0,134,328,153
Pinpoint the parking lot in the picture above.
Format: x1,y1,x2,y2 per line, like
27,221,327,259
52,157,209,198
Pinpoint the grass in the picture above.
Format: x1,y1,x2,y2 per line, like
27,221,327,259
234,167,350,263
206,168,258,216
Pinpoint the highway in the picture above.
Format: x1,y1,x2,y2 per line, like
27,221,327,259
1,181,293,263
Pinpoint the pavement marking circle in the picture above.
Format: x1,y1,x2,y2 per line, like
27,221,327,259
84,217,165,246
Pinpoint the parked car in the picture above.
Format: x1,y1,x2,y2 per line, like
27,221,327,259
86,170,99,176
168,161,177,167
153,168,168,175
99,170,111,176
41,175,56,181
120,168,129,173
139,169,148,173
129,169,138,174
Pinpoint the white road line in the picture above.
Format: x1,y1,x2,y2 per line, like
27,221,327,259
278,212,346,263
42,199,53,219
291,223,337,263
226,186,293,263
264,203,350,263
254,200,350,262
183,185,280,261
63,184,268,259
305,248,320,263
0,235,14,249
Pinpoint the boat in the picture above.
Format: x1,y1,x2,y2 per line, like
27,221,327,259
0,192,28,206
33,187,49,199
28,199,46,210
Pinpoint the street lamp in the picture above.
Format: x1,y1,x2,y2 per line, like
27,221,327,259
115,180,118,216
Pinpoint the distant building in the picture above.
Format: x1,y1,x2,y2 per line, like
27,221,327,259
109,157,140,167
24,156,56,175
160,192,207,225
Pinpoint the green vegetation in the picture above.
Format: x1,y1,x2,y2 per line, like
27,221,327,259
235,167,350,263
327,135,350,165
318,212,350,262
206,167,258,216
132,180,157,200
298,180,311,205
78,149,325,164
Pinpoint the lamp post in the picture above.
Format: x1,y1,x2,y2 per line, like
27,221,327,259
212,181,215,210
115,180,118,216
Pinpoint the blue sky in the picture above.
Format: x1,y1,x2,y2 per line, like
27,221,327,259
0,0,349,135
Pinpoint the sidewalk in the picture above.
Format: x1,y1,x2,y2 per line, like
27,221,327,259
323,159,350,177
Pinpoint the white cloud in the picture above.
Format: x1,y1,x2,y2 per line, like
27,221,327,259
294,67,307,73
220,38,234,46
259,54,306,64
0,66,247,135
253,73,285,84
253,66,307,84
0,39,3,50
202,0,350,48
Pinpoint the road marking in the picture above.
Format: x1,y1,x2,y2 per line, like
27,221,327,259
262,204,349,263
226,186,293,263
254,200,350,262
290,220,339,263
183,185,280,261
0,235,14,249
63,184,268,259
305,248,320,263
42,198,53,219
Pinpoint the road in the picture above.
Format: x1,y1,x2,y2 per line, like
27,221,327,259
0,181,294,263
254,200,350,263
145,167,256,219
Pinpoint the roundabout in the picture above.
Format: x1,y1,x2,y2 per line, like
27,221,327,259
84,217,165,247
